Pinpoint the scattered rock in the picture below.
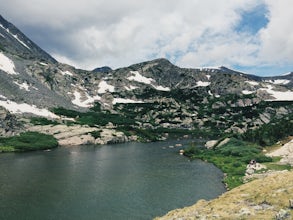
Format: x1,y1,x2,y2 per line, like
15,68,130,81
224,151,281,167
238,207,252,216
276,209,290,220
289,199,293,209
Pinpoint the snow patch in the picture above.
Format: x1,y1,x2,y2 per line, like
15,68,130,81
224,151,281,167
0,32,5,38
242,90,255,95
245,81,259,86
260,85,293,101
127,71,170,91
0,52,18,75
14,81,30,91
152,85,170,91
71,90,101,107
206,75,211,80
112,98,144,104
11,33,30,50
0,24,30,49
196,66,220,71
0,24,6,30
208,90,213,96
98,80,115,93
0,94,7,100
0,99,58,118
39,62,48,66
265,79,290,85
124,85,138,91
196,81,211,87
60,70,73,76
127,71,154,84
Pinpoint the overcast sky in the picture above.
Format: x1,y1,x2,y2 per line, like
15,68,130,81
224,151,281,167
1,0,292,76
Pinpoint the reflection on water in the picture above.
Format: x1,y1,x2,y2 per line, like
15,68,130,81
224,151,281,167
0,140,226,220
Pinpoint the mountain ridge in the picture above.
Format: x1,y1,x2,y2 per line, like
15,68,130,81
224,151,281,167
0,14,292,144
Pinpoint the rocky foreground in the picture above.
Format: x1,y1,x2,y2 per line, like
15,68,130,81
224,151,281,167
155,170,293,220
155,140,293,220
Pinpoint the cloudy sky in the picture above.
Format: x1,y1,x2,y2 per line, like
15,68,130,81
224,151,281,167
1,0,292,76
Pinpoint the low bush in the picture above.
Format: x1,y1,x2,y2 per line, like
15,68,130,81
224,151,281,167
0,132,58,152
30,117,59,125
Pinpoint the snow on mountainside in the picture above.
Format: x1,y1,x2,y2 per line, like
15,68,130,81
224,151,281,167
0,14,292,119
0,52,18,74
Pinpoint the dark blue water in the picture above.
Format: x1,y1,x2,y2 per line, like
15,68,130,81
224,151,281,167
0,140,226,220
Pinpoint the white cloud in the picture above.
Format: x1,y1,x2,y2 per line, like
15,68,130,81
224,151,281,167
0,0,292,75
258,0,293,64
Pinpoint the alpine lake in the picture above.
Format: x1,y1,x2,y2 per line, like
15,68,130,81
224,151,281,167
0,139,226,220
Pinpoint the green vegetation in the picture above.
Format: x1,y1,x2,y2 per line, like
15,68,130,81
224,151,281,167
241,112,293,146
52,106,136,127
90,130,101,139
184,138,272,189
0,132,58,152
117,126,163,142
0,146,16,152
30,117,59,126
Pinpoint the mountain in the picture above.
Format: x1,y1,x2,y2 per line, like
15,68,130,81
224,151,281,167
0,14,292,143
92,66,112,73
0,15,56,63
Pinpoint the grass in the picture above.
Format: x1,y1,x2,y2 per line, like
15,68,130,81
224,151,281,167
184,138,273,189
0,132,58,152
0,146,16,152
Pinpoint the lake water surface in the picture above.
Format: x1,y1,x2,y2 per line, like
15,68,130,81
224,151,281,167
0,140,226,220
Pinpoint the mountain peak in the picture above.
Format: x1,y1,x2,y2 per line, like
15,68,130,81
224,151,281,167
0,15,56,63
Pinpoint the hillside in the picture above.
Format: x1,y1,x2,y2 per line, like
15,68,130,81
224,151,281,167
156,169,293,220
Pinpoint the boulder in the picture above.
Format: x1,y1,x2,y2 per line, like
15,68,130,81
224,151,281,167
205,140,218,149
276,209,290,220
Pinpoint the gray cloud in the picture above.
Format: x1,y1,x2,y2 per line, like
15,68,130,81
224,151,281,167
0,0,292,75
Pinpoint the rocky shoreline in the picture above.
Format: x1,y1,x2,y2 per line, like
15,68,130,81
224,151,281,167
156,137,293,219
155,170,293,220
27,124,133,146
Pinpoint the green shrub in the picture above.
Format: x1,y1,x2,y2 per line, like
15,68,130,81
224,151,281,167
0,146,16,152
30,117,59,125
90,130,101,139
0,132,58,152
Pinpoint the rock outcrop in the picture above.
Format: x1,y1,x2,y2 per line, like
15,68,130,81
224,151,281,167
266,139,293,166
27,124,130,146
